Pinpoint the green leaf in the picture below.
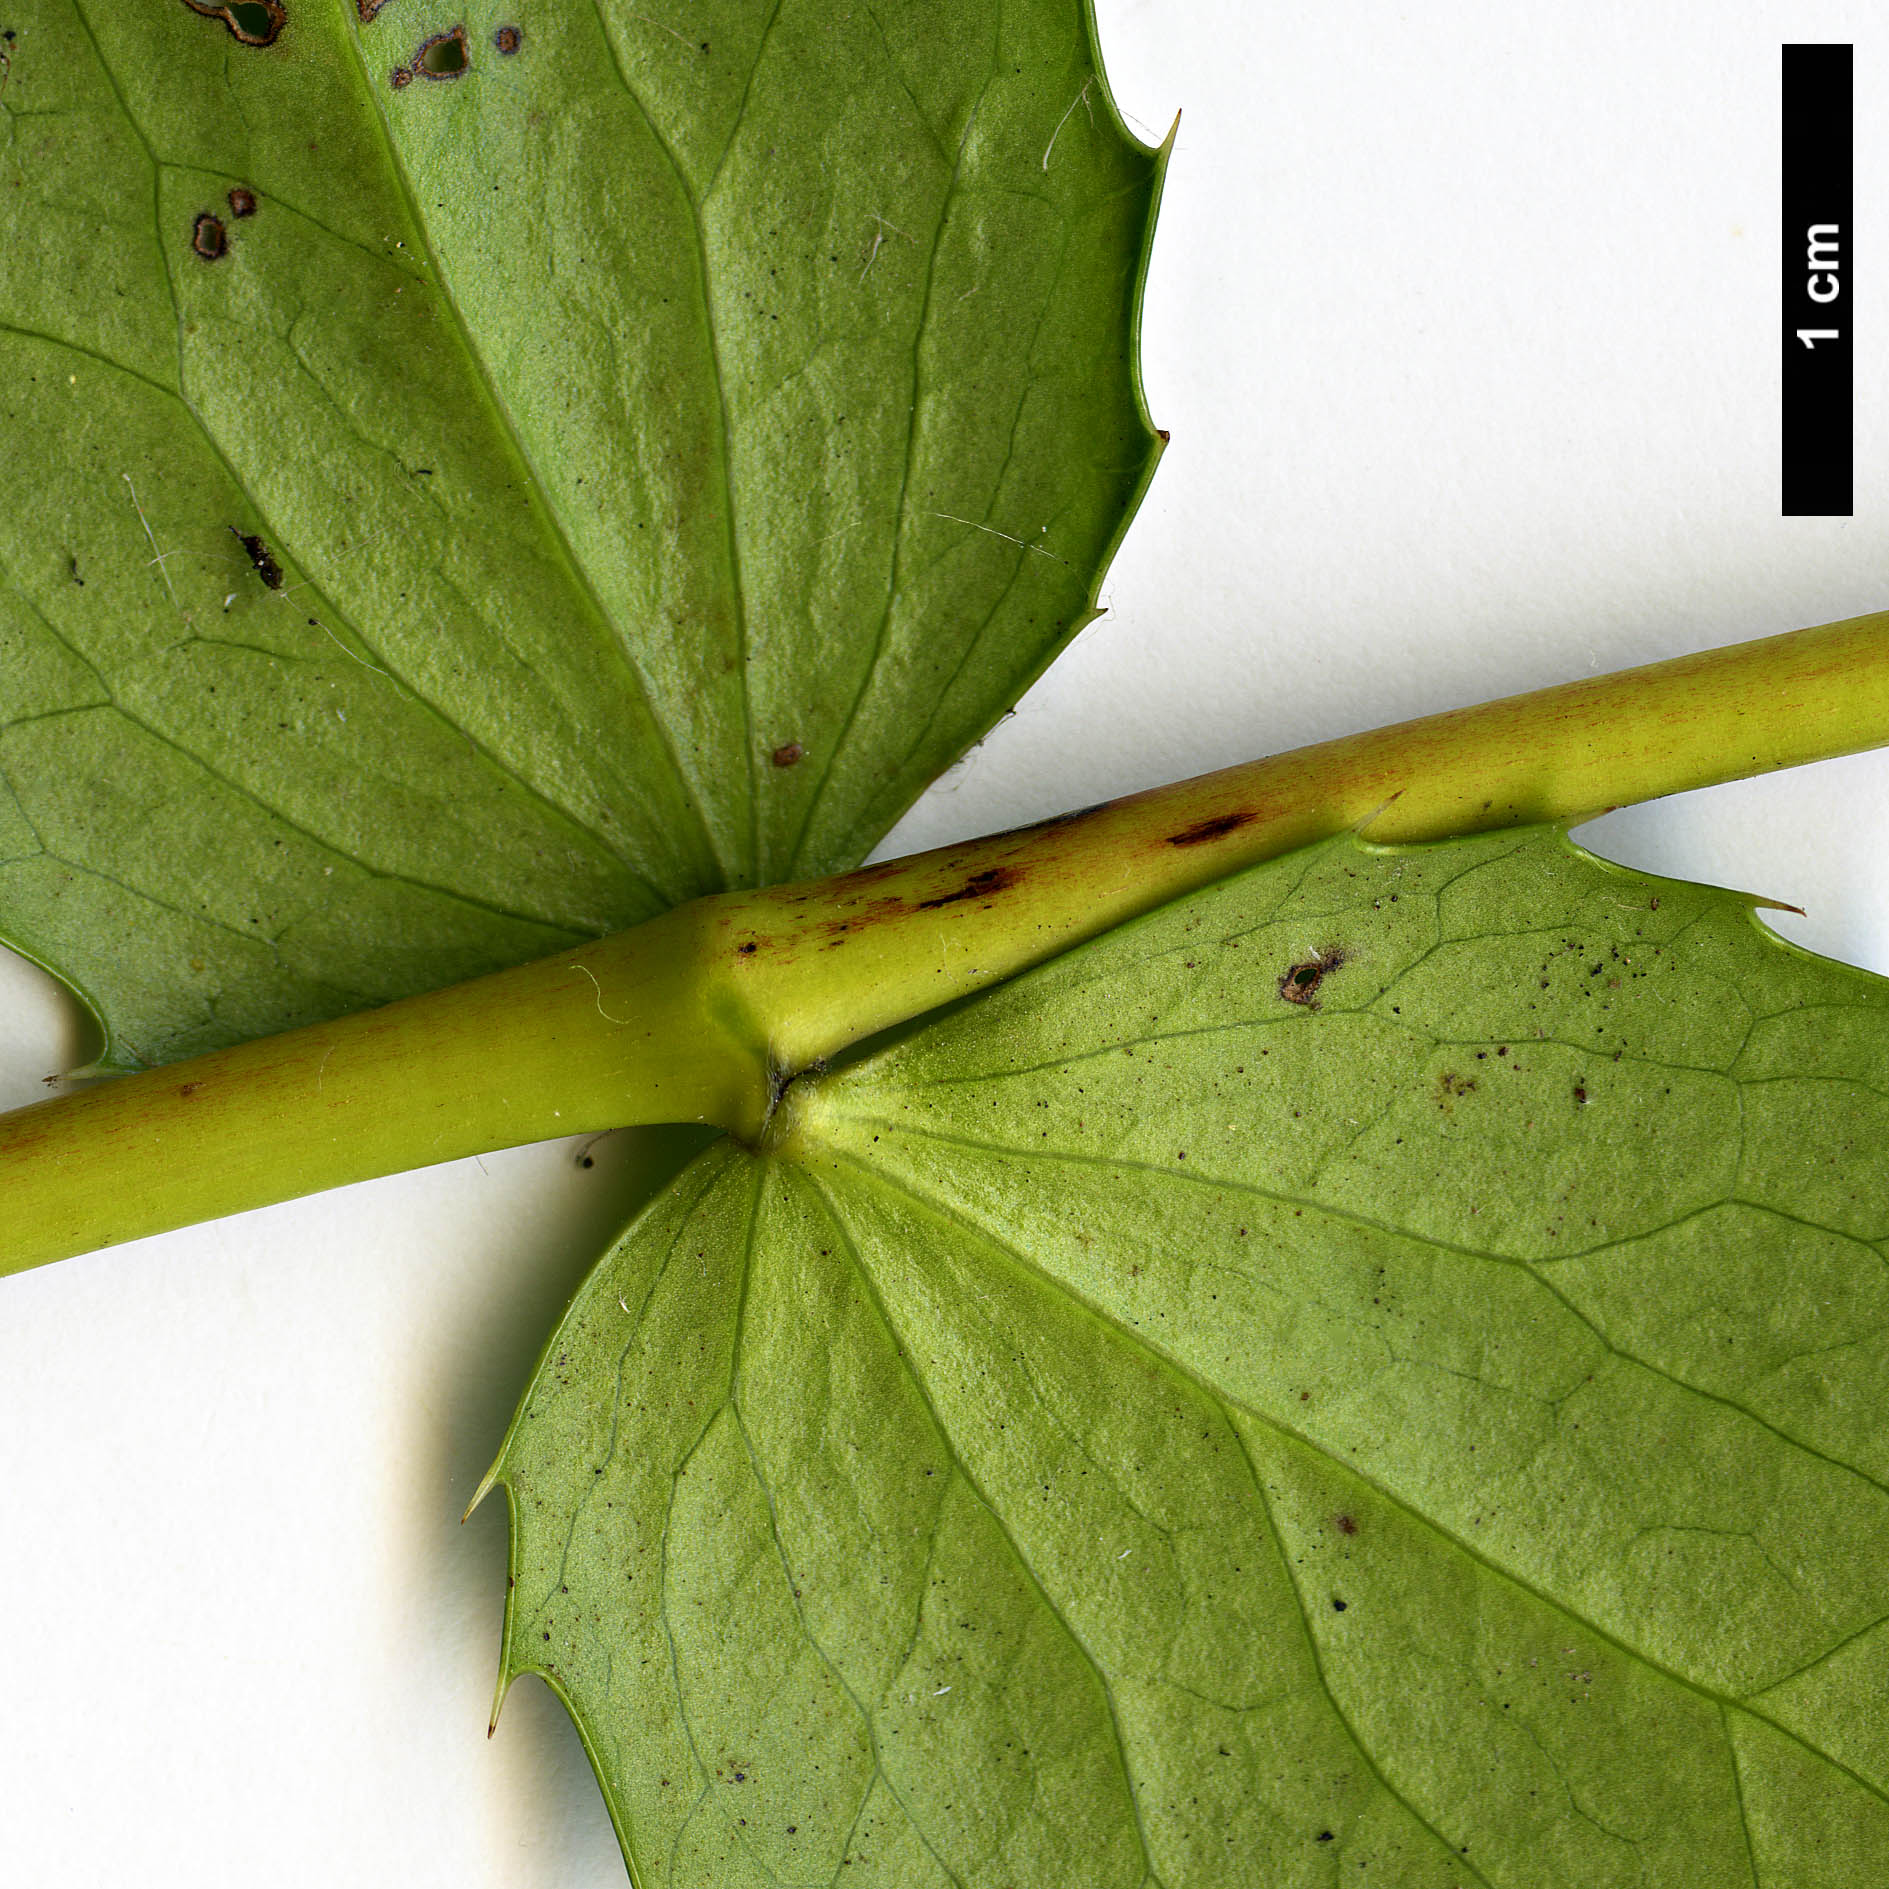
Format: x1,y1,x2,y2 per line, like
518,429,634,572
0,0,1161,1068
496,826,1889,1885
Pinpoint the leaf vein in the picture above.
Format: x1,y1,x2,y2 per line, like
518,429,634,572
826,1147,1889,1817
805,1165,1160,1887
1224,1415,1500,1888
786,46,994,877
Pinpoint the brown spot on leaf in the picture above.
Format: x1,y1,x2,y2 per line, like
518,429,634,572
771,741,803,769
1333,1514,1357,1536
182,0,285,47
227,185,258,218
177,1081,202,1098
356,0,394,17
492,22,521,52
1167,810,1254,848
389,63,413,87
917,866,1020,910
191,212,228,261
1278,947,1345,1008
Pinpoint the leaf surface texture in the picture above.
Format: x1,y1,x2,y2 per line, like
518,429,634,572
0,0,1160,1064
498,828,1889,1886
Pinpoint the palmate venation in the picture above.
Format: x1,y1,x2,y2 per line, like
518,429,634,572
496,828,1889,1888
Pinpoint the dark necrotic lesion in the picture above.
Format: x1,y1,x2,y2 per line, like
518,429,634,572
230,528,284,590
1165,811,1256,848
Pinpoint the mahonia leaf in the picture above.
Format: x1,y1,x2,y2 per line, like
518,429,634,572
495,827,1889,1885
0,0,1161,1068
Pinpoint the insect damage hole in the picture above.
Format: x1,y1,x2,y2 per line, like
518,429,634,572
415,24,468,76
182,0,286,47
1278,947,1346,1009
191,212,228,261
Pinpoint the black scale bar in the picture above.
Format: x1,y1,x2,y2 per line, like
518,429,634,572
1782,44,1853,516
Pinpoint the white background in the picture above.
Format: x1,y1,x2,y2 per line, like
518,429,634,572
3,4,1885,1881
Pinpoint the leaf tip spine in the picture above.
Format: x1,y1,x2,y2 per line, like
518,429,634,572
463,1458,502,1524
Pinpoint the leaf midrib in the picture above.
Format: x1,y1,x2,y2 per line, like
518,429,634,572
802,1164,1162,1889
784,39,996,882
340,6,728,892
585,0,760,886
41,10,684,914
830,1113,1889,1509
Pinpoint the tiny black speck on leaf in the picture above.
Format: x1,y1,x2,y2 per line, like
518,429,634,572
1331,1597,1348,1612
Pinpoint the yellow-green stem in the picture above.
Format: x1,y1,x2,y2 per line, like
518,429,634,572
0,902,762,1273
5,611,1888,1274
